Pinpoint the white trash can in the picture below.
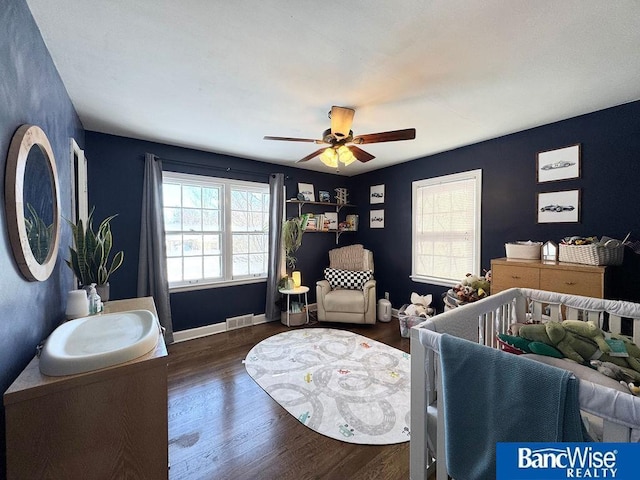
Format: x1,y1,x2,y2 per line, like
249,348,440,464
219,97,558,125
377,298,392,322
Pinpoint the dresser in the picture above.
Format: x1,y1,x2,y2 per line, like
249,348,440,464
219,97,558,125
490,257,609,298
4,297,168,480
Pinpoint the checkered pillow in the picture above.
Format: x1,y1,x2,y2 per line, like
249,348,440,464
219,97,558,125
324,268,373,290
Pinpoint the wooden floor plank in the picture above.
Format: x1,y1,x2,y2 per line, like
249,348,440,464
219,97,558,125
167,318,415,479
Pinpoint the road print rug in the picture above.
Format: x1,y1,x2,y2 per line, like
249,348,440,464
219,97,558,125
244,328,411,444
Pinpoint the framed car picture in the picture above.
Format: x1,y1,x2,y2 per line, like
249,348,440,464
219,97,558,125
537,144,581,183
537,189,580,223
370,209,384,228
370,184,385,204
297,183,315,201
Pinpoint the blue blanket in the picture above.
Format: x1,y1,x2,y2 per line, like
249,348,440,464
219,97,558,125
439,333,589,480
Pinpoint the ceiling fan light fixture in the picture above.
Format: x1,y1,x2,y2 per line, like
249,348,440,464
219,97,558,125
319,148,338,168
337,145,356,166
330,106,355,138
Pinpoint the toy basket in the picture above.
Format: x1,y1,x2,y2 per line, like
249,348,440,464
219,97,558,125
559,241,624,266
398,304,429,338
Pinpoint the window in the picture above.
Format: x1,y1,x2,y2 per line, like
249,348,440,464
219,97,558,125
162,171,270,289
411,169,482,286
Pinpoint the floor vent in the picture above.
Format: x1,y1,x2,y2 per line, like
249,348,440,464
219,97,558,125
226,314,254,331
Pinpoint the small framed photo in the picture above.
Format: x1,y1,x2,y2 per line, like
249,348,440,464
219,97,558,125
537,189,580,223
297,183,315,201
370,209,385,229
537,144,580,183
324,212,338,230
318,190,330,202
370,184,385,204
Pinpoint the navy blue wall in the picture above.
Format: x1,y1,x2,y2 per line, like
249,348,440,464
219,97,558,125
86,101,640,329
0,0,84,473
351,101,640,310
84,131,354,331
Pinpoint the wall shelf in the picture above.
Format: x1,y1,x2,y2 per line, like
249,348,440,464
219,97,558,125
286,199,355,216
286,200,357,244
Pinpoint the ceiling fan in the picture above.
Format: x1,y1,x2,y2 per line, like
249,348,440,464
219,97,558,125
264,106,416,167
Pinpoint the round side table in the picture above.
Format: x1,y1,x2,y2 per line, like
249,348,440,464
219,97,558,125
278,285,310,327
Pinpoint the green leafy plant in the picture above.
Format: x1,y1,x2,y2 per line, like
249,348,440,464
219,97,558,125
65,207,124,286
282,217,305,269
24,203,53,264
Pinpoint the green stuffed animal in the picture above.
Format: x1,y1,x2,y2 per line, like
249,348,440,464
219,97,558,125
499,320,640,378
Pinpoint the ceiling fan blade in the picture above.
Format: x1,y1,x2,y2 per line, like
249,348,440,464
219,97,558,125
352,128,416,144
263,135,322,143
330,106,355,138
296,148,327,163
348,145,375,163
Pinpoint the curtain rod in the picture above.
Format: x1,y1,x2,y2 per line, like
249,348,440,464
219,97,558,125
151,155,285,180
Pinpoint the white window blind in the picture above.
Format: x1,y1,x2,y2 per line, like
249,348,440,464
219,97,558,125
411,170,482,286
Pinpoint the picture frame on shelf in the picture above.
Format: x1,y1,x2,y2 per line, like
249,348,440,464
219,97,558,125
537,189,580,223
537,144,581,183
324,212,338,230
297,183,315,201
370,209,384,229
318,190,330,202
370,184,385,204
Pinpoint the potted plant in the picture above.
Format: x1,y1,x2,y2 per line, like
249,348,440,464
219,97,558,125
65,207,124,301
282,216,305,270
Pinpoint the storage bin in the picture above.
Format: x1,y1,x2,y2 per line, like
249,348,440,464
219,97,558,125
559,242,624,266
505,241,542,259
281,308,307,326
398,304,429,338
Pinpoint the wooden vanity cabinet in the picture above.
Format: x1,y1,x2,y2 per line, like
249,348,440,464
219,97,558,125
4,297,168,480
491,257,609,298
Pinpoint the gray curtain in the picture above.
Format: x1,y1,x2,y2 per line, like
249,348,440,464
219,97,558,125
265,173,285,322
138,153,174,343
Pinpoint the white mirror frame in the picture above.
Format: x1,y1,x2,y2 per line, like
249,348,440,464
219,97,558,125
70,138,88,226
5,124,61,281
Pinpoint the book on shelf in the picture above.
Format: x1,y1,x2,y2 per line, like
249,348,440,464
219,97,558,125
300,213,311,230
305,216,317,231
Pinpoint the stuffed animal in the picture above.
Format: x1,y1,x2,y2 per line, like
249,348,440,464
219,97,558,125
499,320,640,376
590,360,640,383
405,292,434,317
452,273,491,303
624,382,640,396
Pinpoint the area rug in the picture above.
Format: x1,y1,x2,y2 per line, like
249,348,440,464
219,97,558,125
244,328,411,445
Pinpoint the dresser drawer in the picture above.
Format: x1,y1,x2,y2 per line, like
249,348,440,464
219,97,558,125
492,264,540,292
540,269,604,298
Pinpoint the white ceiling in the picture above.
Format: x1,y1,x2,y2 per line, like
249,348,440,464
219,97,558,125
26,0,640,176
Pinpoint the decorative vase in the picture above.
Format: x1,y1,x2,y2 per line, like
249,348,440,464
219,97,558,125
66,289,89,320
285,276,295,290
96,283,110,302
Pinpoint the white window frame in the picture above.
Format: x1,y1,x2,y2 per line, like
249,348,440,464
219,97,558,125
162,171,270,291
411,169,482,287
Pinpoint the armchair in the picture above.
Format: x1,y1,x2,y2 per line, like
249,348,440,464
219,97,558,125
316,244,376,324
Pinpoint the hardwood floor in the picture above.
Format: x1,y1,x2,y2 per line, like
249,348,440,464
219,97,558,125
167,316,414,480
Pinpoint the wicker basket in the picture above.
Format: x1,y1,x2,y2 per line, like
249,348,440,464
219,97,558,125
559,242,624,266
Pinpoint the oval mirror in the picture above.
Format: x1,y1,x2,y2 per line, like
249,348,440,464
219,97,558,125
5,125,61,281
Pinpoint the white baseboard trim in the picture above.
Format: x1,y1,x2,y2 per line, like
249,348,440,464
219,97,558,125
173,323,227,343
173,312,276,343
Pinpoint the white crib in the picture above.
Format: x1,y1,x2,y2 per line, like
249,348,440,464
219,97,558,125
409,287,640,480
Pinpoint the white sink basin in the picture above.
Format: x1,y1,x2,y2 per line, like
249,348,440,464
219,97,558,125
39,309,160,376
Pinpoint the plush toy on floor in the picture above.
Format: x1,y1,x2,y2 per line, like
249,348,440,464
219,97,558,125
404,292,434,318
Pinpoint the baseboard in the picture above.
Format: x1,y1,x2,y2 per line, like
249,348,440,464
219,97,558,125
173,303,396,343
173,323,227,342
173,312,276,343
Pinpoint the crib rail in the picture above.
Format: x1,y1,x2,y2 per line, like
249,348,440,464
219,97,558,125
409,287,640,480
